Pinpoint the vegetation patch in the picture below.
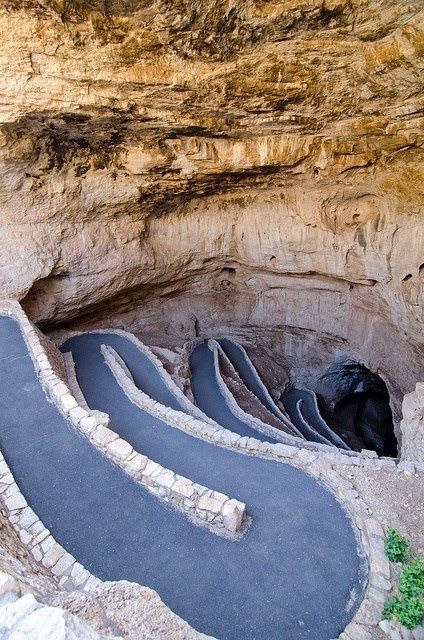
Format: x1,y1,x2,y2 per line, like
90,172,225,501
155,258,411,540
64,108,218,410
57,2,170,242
383,527,424,630
384,526,410,563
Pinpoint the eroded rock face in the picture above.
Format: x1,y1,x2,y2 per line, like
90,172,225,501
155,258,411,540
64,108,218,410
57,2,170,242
0,1,423,438
401,384,424,462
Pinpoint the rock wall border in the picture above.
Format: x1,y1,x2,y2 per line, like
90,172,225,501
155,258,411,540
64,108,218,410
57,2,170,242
57,329,415,467
0,301,421,640
0,453,99,592
99,342,401,640
218,348,298,434
0,300,246,538
57,323,424,471
67,328,216,425
294,398,333,445
217,338,297,430
211,340,305,444
102,346,246,534
297,387,351,449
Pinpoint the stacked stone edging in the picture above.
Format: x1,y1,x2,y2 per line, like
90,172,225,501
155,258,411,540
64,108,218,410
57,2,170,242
298,388,351,449
99,341,408,640
62,351,92,411
217,338,298,431
0,301,422,640
91,329,216,425
0,449,100,593
215,340,304,437
65,329,418,469
295,398,333,445
32,323,68,382
219,353,294,433
101,345,246,533
211,340,304,444
0,300,246,538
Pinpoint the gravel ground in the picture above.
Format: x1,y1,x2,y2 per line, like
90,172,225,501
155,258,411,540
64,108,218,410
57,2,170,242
336,466,424,557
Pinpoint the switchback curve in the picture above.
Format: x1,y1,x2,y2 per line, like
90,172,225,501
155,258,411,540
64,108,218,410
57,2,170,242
0,319,367,640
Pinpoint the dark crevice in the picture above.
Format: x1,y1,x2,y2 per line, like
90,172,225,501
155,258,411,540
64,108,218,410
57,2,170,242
317,359,398,457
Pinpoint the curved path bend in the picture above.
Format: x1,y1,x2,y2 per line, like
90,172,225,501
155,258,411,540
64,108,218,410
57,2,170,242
0,319,366,640
189,341,282,444
217,338,297,432
283,389,350,449
215,339,349,450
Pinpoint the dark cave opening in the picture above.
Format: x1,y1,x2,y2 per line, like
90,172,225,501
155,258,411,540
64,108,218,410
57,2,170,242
317,359,398,457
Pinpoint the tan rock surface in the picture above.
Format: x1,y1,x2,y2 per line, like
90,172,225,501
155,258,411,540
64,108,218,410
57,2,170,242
0,0,422,436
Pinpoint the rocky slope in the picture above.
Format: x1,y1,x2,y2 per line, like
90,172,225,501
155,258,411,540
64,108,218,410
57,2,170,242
0,0,423,429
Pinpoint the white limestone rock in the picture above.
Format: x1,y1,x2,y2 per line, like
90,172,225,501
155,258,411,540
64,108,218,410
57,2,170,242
0,573,20,608
221,499,245,532
0,593,39,635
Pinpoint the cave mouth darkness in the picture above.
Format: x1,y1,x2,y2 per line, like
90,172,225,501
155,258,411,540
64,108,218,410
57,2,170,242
316,359,398,457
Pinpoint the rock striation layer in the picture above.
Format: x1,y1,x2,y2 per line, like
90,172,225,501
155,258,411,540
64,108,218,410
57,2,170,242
0,1,423,446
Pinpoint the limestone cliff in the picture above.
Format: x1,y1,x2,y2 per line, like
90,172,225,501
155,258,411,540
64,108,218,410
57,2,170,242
0,0,423,424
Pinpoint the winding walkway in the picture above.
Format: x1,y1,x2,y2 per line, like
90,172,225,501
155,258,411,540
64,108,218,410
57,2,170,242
217,338,292,425
0,319,366,640
283,389,350,448
215,338,349,449
190,341,283,443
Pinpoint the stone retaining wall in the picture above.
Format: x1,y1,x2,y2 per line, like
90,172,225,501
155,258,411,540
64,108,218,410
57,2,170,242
95,329,215,425
99,341,417,640
211,340,304,444
82,324,424,473
1,300,422,640
62,351,92,411
0,300,246,537
218,339,297,430
295,398,333,445
102,345,246,534
0,450,99,593
216,342,299,434
32,323,68,382
298,388,350,449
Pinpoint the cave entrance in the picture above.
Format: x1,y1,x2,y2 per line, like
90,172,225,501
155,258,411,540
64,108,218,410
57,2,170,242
317,359,398,457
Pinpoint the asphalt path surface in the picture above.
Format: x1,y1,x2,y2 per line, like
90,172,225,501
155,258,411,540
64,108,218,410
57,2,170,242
190,342,280,443
0,319,366,640
217,338,283,417
216,339,347,449
283,389,349,447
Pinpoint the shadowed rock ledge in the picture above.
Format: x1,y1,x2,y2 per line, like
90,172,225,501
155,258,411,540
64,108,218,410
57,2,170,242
0,0,423,446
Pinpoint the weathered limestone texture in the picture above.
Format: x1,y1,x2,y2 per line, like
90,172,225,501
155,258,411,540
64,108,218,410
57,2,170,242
0,572,119,640
0,2,422,426
400,384,424,462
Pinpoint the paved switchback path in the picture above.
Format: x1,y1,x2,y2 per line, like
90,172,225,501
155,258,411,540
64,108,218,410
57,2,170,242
189,341,281,442
0,320,366,640
216,338,282,416
283,388,341,444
